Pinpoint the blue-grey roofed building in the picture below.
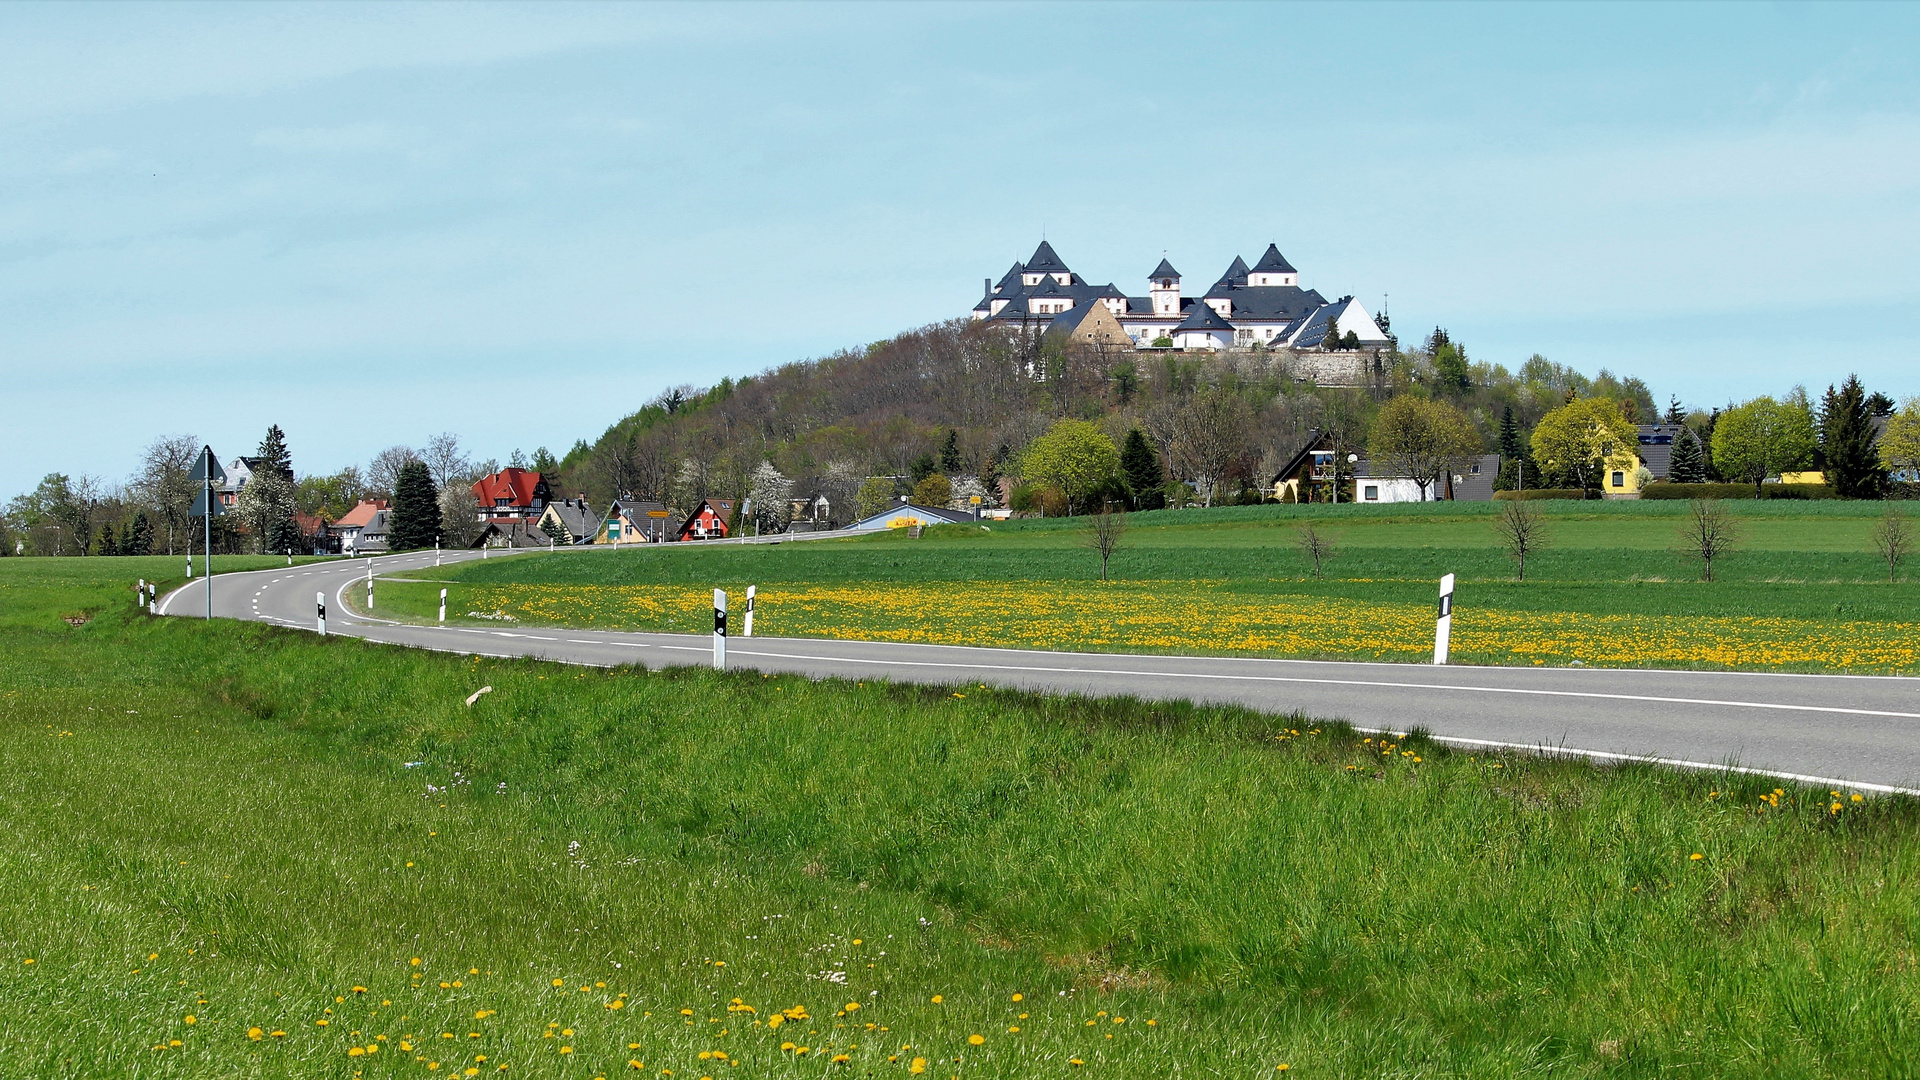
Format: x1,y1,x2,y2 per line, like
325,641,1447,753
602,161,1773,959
973,240,1388,355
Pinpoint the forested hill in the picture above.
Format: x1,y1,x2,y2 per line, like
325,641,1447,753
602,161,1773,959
552,317,1658,513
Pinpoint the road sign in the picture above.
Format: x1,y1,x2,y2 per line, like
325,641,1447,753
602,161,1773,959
188,445,226,485
969,495,982,505
646,510,670,518
190,486,227,517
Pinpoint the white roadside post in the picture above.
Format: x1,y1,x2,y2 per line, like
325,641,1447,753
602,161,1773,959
1434,573,1455,665
137,579,145,611
365,558,374,609
438,588,448,623
713,589,727,670
186,553,193,579
743,585,755,637
435,539,441,567
316,591,327,636
149,583,157,615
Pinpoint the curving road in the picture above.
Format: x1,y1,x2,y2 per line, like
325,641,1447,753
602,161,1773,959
161,549,1920,794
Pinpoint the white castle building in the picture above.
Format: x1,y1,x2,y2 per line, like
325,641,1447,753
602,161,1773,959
971,241,1390,352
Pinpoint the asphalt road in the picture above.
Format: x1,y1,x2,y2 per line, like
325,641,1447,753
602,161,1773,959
161,548,1920,794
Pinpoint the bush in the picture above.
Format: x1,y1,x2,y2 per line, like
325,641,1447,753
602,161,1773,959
1641,482,1839,501
1492,488,1587,501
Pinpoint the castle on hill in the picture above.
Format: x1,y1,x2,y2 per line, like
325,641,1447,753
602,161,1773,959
971,240,1390,353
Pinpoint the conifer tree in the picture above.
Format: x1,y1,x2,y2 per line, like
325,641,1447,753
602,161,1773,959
388,460,443,551
1822,374,1887,498
1667,424,1708,484
126,511,154,556
1497,405,1522,460
939,430,964,474
1665,396,1687,424
1119,428,1165,510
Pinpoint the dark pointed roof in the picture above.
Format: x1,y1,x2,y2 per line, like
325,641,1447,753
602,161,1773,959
1219,255,1249,285
1174,301,1234,332
1251,243,1297,275
1026,241,1069,273
994,262,1025,292
1149,257,1180,281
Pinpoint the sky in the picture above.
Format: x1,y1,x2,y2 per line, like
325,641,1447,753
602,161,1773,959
5,1,1920,490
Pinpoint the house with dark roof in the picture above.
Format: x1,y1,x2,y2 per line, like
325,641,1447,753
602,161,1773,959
536,497,598,545
333,499,389,555
973,241,1389,353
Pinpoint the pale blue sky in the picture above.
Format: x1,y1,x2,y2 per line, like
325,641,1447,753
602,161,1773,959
5,1,1919,486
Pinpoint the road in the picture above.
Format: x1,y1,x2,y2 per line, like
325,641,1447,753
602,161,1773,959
161,548,1920,794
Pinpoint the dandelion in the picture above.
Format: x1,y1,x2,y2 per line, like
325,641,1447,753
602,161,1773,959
271,1031,287,1039
968,1034,985,1046
930,995,942,1004
909,1057,927,1074
1010,993,1023,1002
184,1015,196,1025
247,1027,263,1041
559,1046,574,1055
552,979,564,987
1689,853,1704,861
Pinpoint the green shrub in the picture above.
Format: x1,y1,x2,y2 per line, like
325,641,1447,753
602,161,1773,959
1492,488,1587,501
1642,482,1839,500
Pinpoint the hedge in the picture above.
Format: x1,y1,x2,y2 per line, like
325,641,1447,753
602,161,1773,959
1492,488,1589,501
1640,482,1839,500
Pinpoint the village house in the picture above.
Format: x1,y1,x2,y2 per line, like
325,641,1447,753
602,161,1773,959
536,497,598,545
471,467,549,524
333,499,388,555
847,502,976,531
598,499,670,544
974,241,1390,353
676,497,734,541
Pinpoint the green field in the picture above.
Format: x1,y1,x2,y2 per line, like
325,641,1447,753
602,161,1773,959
3,556,1920,1077
370,501,1920,673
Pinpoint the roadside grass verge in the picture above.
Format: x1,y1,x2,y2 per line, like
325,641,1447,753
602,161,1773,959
3,557,1919,1076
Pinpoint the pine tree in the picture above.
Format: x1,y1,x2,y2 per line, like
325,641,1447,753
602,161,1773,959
939,429,964,474
126,511,154,556
389,460,443,551
95,521,118,557
1119,428,1165,511
1823,374,1887,498
1497,405,1522,460
257,424,293,480
1665,396,1686,424
1668,424,1707,484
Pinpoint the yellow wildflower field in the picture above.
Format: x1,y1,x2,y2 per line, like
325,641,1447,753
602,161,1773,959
448,580,1920,672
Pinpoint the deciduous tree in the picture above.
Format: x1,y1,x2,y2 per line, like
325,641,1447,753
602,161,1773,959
1019,419,1120,514
1530,398,1640,495
1871,503,1913,582
1878,397,1920,483
1678,499,1740,582
1081,504,1126,581
1711,396,1816,497
1370,396,1482,501
1492,499,1549,581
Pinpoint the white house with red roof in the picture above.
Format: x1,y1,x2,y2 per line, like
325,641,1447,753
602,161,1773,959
470,467,550,524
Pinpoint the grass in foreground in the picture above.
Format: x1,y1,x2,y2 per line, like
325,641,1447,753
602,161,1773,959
379,501,1920,672
2,557,1919,1077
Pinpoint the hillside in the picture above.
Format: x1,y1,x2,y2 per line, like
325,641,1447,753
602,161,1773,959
552,318,1658,521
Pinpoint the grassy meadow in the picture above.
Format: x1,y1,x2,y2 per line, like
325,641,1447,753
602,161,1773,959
373,500,1920,673
4,556,1920,1077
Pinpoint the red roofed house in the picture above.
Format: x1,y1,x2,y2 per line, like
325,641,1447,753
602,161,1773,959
675,497,734,541
471,468,550,525
333,499,389,556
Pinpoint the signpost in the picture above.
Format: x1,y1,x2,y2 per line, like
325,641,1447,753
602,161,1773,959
713,589,727,670
1434,573,1455,665
187,446,226,619
647,508,669,544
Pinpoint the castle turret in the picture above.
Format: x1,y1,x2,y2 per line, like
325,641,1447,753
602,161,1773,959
1148,257,1181,316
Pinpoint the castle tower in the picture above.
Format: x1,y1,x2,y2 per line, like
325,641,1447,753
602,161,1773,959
1148,257,1181,316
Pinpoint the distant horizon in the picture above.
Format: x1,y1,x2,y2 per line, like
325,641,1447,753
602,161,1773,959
6,1,1919,490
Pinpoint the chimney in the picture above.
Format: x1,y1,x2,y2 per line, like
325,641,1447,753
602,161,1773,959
984,277,992,297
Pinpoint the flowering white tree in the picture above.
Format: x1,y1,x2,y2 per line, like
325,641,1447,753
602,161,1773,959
948,474,988,511
748,461,793,534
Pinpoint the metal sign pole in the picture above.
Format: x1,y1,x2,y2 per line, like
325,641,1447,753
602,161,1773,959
205,476,215,619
